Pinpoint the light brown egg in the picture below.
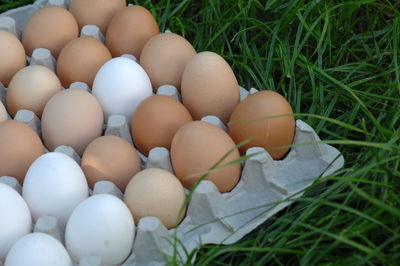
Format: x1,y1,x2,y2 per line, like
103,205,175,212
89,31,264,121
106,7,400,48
140,33,196,92
81,136,141,192
181,51,240,123
131,95,192,156
124,168,186,229
22,6,79,58
0,102,8,122
41,88,104,155
228,90,295,160
57,37,112,88
170,121,241,193
106,5,159,58
0,120,44,184
0,30,26,86
6,65,63,118
69,0,126,34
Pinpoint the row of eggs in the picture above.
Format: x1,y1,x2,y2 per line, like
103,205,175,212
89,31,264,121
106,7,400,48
0,0,295,265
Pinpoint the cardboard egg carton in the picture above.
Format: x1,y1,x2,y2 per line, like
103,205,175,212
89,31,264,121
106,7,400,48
0,1,345,265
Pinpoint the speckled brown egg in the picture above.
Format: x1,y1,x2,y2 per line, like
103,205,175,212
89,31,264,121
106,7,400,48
0,102,8,122
181,51,239,124
170,121,241,193
41,88,104,155
0,30,26,87
228,90,295,160
22,6,79,58
124,168,186,229
81,136,141,192
140,33,196,92
6,65,63,118
106,5,159,58
131,95,192,156
69,0,126,34
0,120,44,184
57,37,112,88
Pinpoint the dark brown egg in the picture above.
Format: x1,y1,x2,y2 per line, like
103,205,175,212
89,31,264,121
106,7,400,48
81,136,141,192
106,5,159,58
0,120,44,183
228,90,295,159
171,121,241,193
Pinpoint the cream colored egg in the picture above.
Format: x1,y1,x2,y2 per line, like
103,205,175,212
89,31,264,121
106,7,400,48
124,168,186,229
6,65,63,118
140,33,196,91
41,88,104,155
181,51,240,123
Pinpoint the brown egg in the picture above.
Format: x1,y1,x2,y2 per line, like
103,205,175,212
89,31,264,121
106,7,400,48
181,51,239,123
170,121,241,193
131,95,192,156
57,37,112,88
228,90,295,159
81,136,141,192
0,102,8,122
69,0,126,34
0,120,44,184
106,5,159,58
22,6,79,58
41,88,104,155
140,33,196,92
6,65,63,118
124,168,186,229
0,30,26,86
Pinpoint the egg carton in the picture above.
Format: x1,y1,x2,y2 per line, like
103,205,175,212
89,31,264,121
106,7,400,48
0,1,345,265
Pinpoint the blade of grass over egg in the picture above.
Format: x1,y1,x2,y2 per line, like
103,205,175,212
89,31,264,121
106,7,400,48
176,138,254,228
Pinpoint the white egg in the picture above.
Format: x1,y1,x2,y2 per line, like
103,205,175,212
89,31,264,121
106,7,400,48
92,57,153,121
0,183,32,261
4,233,73,266
22,152,89,224
65,194,135,265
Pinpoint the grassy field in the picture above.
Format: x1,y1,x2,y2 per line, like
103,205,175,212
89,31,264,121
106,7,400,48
1,0,399,265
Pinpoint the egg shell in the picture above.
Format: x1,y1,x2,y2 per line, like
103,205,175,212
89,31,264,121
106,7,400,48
65,194,135,266
57,37,112,88
0,120,44,183
0,30,26,87
6,65,63,118
22,6,79,58
106,5,159,58
124,168,186,229
41,88,104,155
81,135,141,192
170,121,241,193
0,102,8,122
92,57,153,121
228,90,295,159
131,95,192,156
0,183,32,261
69,0,126,34
4,233,72,266
22,152,89,224
181,51,240,123
140,33,196,91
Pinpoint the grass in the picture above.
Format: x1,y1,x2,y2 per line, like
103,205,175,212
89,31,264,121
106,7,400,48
1,0,399,265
